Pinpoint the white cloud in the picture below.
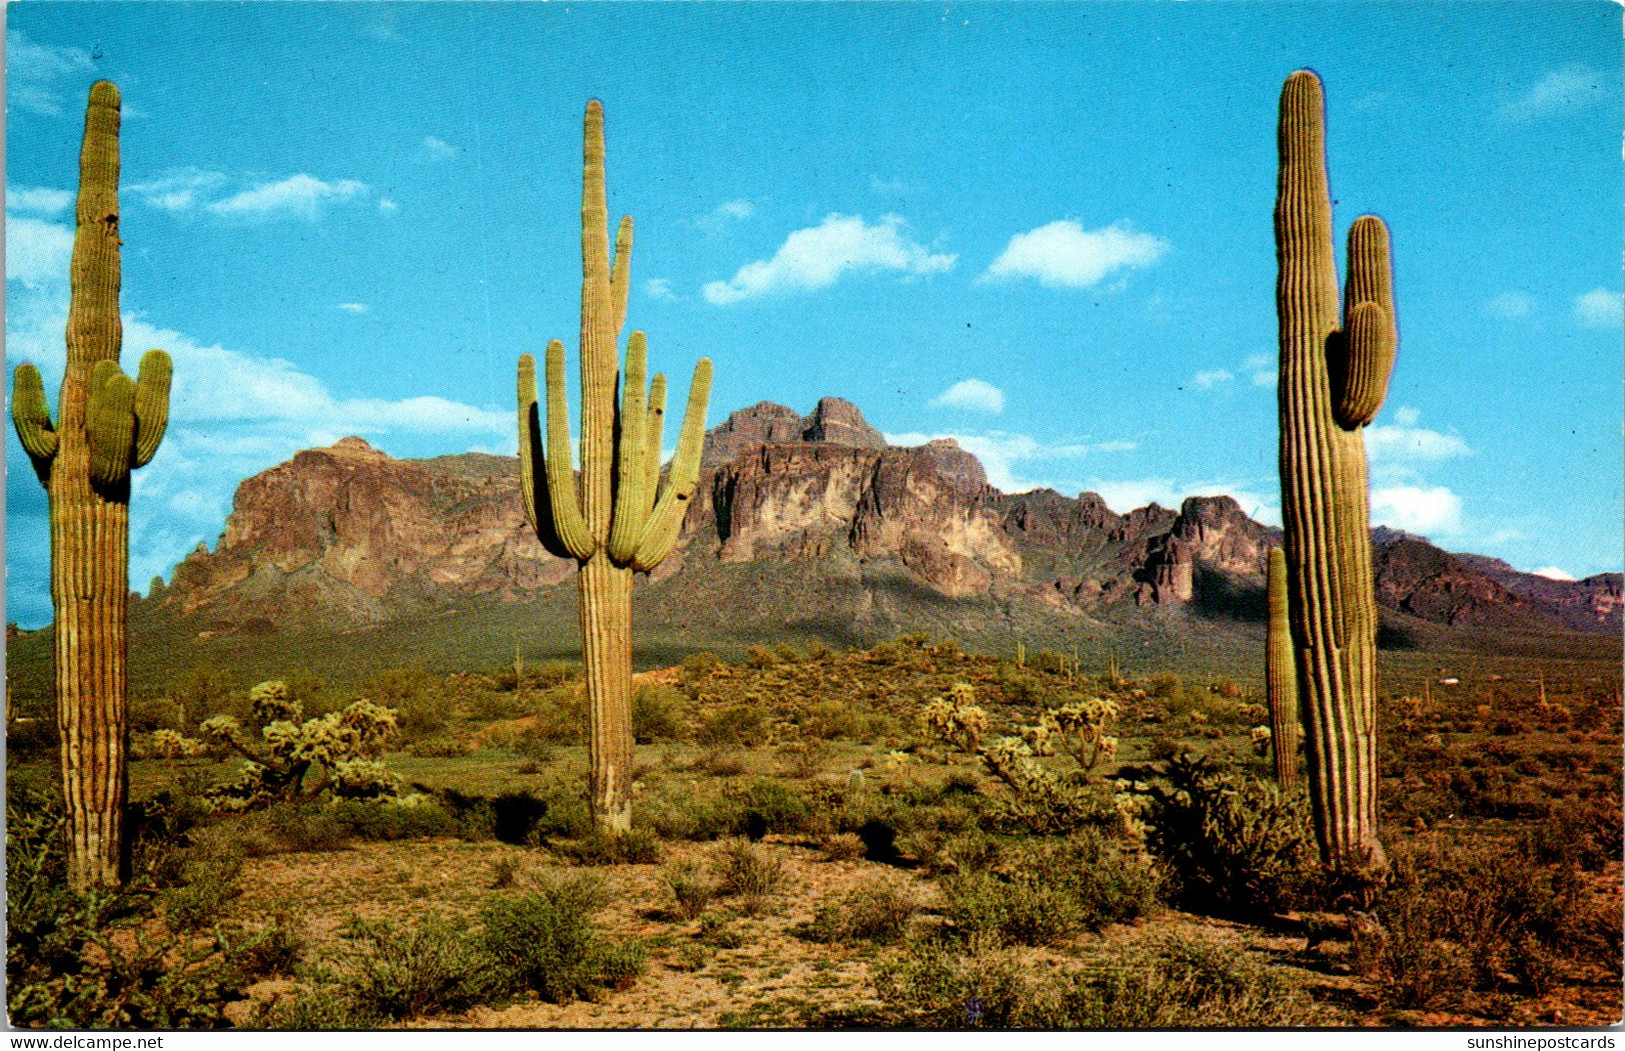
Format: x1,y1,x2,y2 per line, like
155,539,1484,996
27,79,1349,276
870,176,923,196
645,278,677,301
5,252,511,595
1486,291,1536,319
1365,416,1472,463
7,186,73,215
715,199,755,221
1371,485,1465,536
4,214,76,288
1574,288,1623,329
1242,352,1276,387
205,174,370,220
420,135,459,160
931,379,1005,414
703,214,954,305
1531,566,1575,581
127,169,229,212
1498,64,1607,123
981,220,1167,288
336,303,369,314
6,31,94,115
885,428,1134,494
379,198,399,214
1192,369,1233,390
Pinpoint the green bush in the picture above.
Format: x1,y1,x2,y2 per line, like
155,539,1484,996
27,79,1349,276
664,859,719,920
872,935,1031,1028
696,704,768,747
329,796,461,841
798,878,917,944
478,878,645,1003
942,833,1156,946
745,645,779,669
712,838,788,914
633,683,689,742
339,914,492,1021
558,827,664,866
1133,753,1316,921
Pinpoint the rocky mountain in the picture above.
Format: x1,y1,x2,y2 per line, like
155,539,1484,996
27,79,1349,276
149,398,1620,641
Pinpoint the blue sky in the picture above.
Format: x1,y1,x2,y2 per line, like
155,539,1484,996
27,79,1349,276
7,2,1621,628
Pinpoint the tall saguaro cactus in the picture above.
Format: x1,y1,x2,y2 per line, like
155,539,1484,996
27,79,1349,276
1265,547,1300,786
517,101,712,831
11,82,173,889
1274,70,1397,879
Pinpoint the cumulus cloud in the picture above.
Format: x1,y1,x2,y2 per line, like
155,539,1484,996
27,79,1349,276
336,303,369,314
645,278,677,301
6,31,94,115
5,236,510,618
715,199,755,221
206,174,370,220
127,169,230,212
7,186,74,215
419,135,459,161
1192,369,1233,390
1371,484,1465,536
1531,566,1575,581
703,214,954,305
379,198,399,214
981,220,1167,288
5,214,76,288
1486,291,1536,319
1574,288,1623,329
931,379,1005,414
1365,411,1472,463
1497,64,1607,123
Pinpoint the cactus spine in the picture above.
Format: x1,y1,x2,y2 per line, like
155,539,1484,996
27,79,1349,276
10,82,172,889
517,101,712,831
1274,70,1396,879
1265,547,1300,786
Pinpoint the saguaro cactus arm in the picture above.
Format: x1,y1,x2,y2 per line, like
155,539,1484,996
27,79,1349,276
12,364,60,472
606,331,652,562
631,357,713,572
1266,547,1300,786
132,349,172,468
542,340,596,561
86,361,138,488
1333,217,1397,428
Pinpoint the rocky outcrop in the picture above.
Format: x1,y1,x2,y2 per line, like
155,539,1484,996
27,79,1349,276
154,399,1617,640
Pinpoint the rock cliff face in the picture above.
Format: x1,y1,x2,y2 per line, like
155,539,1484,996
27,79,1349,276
154,398,1619,638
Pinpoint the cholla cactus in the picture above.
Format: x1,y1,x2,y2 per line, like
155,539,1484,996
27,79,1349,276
921,682,989,753
143,728,204,760
201,682,399,811
1045,695,1119,775
1250,725,1274,758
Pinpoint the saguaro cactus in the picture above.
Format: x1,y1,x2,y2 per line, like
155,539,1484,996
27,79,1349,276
11,81,172,889
1265,547,1300,786
517,101,712,831
1274,69,1396,879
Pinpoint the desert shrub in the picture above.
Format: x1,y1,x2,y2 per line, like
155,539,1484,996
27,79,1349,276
1146,672,1181,699
478,878,645,1003
799,700,863,741
1132,753,1317,921
1369,841,1608,1006
697,912,746,948
434,788,556,844
633,684,688,742
558,827,664,866
160,846,244,931
682,651,724,679
941,833,1155,946
696,704,768,747
1522,799,1622,872
527,685,589,744
798,878,917,944
329,795,461,841
872,935,1032,1028
773,643,802,664
745,645,779,669
256,985,381,1030
1030,938,1322,1028
6,794,288,1029
712,838,788,914
664,860,719,920
820,832,867,862
339,914,492,1021
994,666,1042,705
875,934,1319,1029
406,735,470,759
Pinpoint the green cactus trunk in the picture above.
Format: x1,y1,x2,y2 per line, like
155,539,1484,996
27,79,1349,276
1274,70,1397,880
10,82,172,889
1265,547,1300,786
518,102,712,832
